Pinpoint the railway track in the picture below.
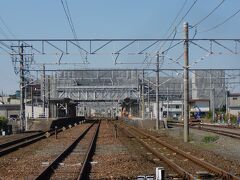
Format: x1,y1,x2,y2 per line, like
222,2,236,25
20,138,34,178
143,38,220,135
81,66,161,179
0,120,85,157
193,126,240,139
35,120,100,180
119,123,240,180
168,122,240,139
0,131,49,157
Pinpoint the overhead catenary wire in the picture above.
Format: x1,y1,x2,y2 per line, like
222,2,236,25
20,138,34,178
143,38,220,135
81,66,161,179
143,0,195,68
158,0,198,53
191,0,225,28
0,25,9,39
60,0,86,63
0,15,16,38
200,9,240,33
146,0,198,67
60,0,77,39
162,0,189,41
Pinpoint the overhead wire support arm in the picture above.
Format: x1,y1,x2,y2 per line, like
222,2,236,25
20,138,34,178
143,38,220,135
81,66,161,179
91,40,112,54
162,40,184,54
189,41,212,54
22,42,41,54
114,53,120,65
114,40,136,54
138,40,159,54
45,41,64,54
68,40,89,54
65,40,69,54
212,40,235,54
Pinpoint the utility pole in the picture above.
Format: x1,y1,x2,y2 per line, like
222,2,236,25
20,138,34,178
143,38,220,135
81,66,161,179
142,69,145,119
210,71,215,122
19,44,25,131
183,22,189,142
42,64,46,117
48,76,51,118
212,88,215,122
31,85,34,118
148,77,150,119
167,87,169,118
156,52,160,130
225,89,228,116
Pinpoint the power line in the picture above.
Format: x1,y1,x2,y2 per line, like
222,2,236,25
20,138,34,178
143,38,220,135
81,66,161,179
191,0,225,28
200,9,240,33
60,0,86,63
162,0,188,39
64,0,78,39
158,0,198,52
145,0,198,68
60,0,76,39
0,26,9,38
175,0,198,30
0,16,16,38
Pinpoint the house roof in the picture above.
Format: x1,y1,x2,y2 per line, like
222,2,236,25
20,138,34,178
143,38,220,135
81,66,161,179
229,93,240,97
0,104,20,110
189,99,210,103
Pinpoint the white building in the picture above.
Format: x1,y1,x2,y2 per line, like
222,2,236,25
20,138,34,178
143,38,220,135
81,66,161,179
153,100,183,120
227,93,240,116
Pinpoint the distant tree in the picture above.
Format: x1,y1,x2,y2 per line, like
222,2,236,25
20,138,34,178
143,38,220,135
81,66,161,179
221,105,226,112
0,116,8,130
206,111,212,119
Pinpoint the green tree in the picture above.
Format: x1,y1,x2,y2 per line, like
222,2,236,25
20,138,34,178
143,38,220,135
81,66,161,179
0,116,8,130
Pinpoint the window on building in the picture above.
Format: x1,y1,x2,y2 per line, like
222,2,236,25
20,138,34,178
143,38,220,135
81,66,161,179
233,97,238,100
176,105,179,109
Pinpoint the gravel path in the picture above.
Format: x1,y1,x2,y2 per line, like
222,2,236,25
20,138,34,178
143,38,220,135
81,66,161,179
89,121,162,179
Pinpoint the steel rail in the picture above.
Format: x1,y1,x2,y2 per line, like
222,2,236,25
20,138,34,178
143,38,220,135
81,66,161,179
168,122,240,139
127,124,240,180
197,123,238,129
0,133,46,157
0,121,83,157
77,120,101,180
118,124,195,180
0,129,64,157
0,131,45,149
35,121,98,180
194,126,240,139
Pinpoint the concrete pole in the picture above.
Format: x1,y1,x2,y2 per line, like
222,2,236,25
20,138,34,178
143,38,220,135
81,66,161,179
48,77,51,118
148,77,150,119
167,87,169,118
226,89,228,115
156,52,160,130
137,74,141,117
20,43,25,131
42,64,46,117
212,88,215,122
210,71,215,122
142,69,145,119
183,22,189,142
31,85,34,118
